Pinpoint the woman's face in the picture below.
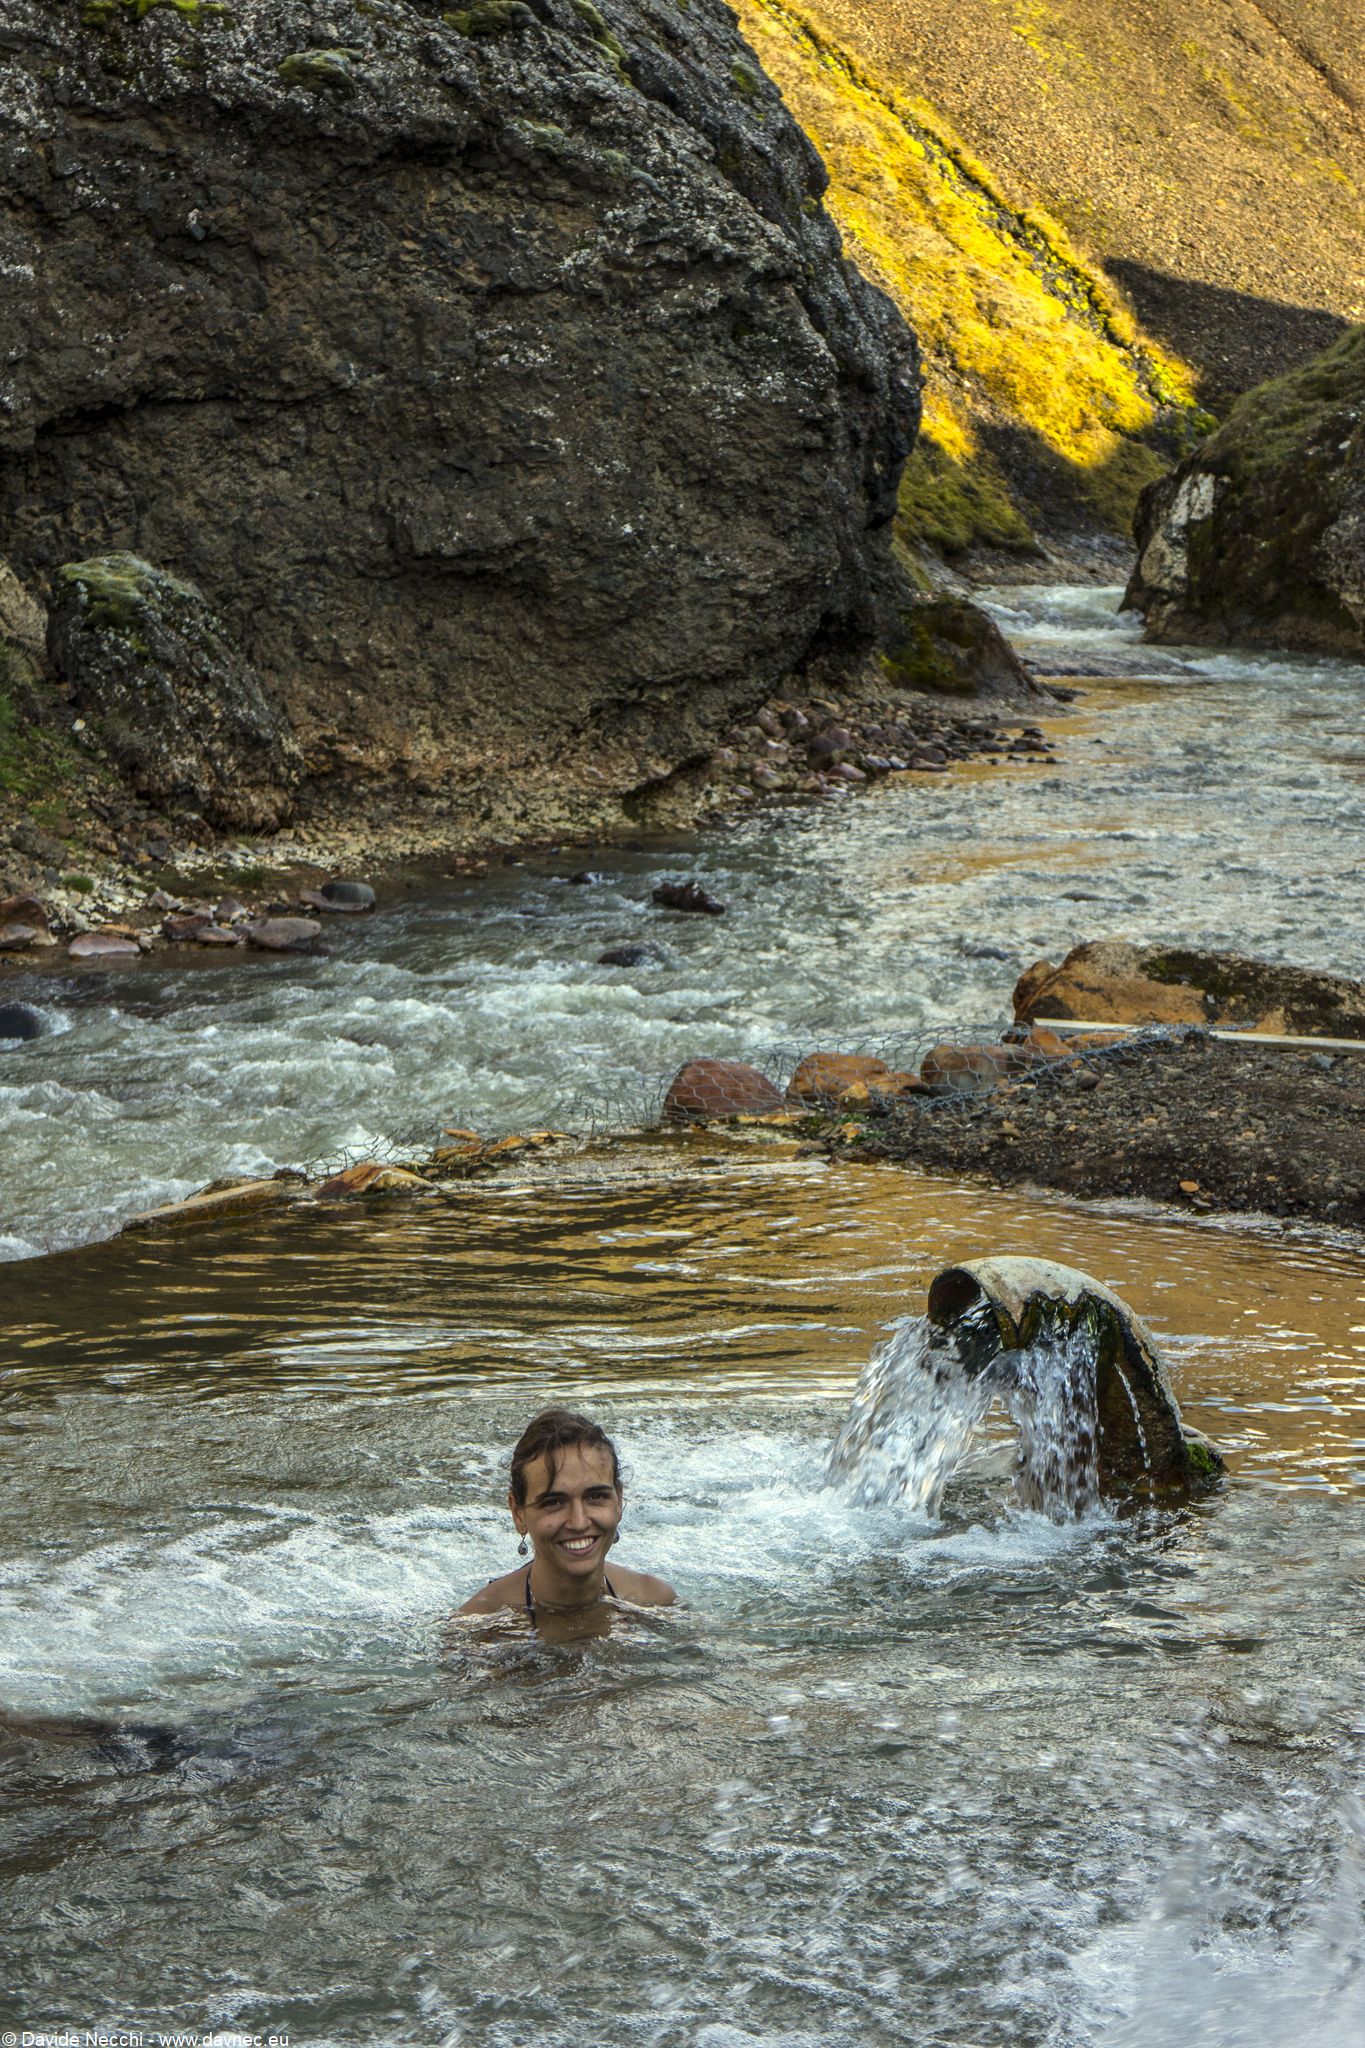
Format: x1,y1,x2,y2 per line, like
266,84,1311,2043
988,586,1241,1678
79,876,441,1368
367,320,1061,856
510,1443,623,1579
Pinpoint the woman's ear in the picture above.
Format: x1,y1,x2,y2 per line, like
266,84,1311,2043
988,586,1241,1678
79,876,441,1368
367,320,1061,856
508,1488,525,1531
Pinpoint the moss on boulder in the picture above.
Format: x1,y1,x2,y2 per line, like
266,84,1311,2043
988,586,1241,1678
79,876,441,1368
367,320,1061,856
1124,326,1365,653
47,554,301,832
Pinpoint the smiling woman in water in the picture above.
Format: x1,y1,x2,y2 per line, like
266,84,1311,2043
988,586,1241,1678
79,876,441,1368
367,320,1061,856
458,1407,675,1628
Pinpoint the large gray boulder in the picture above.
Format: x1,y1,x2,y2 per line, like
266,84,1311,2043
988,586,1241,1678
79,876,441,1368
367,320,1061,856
1123,326,1365,654
47,554,301,830
0,0,919,833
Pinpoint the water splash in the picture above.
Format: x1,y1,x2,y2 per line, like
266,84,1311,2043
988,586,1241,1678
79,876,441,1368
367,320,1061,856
825,1315,996,1515
830,1308,1111,1518
998,1323,1101,1519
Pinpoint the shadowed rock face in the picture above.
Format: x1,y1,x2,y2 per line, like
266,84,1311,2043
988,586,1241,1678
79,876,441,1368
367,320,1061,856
1123,327,1365,655
0,0,919,831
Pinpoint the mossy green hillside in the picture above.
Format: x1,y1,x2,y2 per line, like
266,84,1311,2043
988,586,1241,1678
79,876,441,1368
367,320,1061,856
0,647,91,815
735,0,1208,550
1198,325,1365,487
80,0,232,28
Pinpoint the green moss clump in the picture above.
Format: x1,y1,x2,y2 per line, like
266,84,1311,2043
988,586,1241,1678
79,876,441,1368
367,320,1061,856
81,0,228,26
895,437,1035,556
277,48,362,95
0,651,86,806
731,60,761,98
58,554,196,640
1200,324,1365,487
443,2,535,35
1182,1437,1224,1483
570,0,629,75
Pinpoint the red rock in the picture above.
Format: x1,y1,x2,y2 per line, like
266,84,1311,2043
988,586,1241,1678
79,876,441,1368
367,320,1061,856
663,1057,785,1122
68,931,140,959
247,916,322,952
786,1052,892,1107
196,924,243,946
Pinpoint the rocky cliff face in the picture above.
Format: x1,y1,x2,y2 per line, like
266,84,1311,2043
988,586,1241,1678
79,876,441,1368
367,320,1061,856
1123,327,1365,654
0,0,918,841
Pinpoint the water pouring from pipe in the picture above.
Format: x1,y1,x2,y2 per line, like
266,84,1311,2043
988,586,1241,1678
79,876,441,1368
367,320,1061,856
830,1255,1222,1517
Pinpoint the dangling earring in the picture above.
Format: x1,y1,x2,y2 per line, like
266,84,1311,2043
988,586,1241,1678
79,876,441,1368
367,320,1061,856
610,1527,620,1546
517,1533,529,1557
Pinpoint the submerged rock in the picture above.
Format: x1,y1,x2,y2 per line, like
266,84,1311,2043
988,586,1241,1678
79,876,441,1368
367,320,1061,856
598,942,666,967
300,879,377,913
47,554,300,831
1124,326,1365,654
653,881,727,916
1014,940,1365,1038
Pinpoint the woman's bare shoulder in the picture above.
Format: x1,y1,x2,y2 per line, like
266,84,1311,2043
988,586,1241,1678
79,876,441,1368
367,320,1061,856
456,1568,525,1616
610,1564,677,1607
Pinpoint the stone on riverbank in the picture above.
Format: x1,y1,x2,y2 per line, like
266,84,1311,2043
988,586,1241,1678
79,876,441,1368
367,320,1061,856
1124,326,1365,654
786,1053,893,1107
247,917,322,954
68,931,140,960
314,1163,435,1199
664,1059,784,1122
1014,941,1365,1038
47,555,301,831
300,880,377,914
879,599,1047,703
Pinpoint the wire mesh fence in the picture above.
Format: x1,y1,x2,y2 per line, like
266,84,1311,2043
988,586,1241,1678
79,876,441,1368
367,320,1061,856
295,1023,1204,1182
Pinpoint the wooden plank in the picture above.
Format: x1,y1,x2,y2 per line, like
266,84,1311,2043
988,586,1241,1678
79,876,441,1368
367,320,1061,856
1031,1018,1365,1053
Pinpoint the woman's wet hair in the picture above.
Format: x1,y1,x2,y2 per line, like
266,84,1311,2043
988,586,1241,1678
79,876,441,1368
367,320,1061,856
509,1408,621,1504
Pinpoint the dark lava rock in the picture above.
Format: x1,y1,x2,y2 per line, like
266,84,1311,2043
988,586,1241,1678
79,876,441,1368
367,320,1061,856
652,880,727,915
598,942,667,967
1,0,919,824
569,871,605,886
880,599,1048,703
1124,327,1365,655
46,555,300,830
0,1001,44,1042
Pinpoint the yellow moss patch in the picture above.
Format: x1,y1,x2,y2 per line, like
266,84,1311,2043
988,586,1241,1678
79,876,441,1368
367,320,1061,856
734,0,1204,545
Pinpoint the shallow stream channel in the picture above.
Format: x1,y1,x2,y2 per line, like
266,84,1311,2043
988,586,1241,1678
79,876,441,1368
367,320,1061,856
3,588,1364,2044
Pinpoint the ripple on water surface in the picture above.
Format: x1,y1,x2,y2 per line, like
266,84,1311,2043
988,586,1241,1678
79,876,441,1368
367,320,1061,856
2,1151,1363,2040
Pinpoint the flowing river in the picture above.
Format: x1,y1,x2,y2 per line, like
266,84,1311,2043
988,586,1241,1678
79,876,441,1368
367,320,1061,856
1,585,1363,1261
2,587,1364,2043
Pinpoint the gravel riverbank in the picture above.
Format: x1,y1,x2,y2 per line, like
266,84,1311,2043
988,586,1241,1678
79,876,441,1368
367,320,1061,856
823,1030,1365,1232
